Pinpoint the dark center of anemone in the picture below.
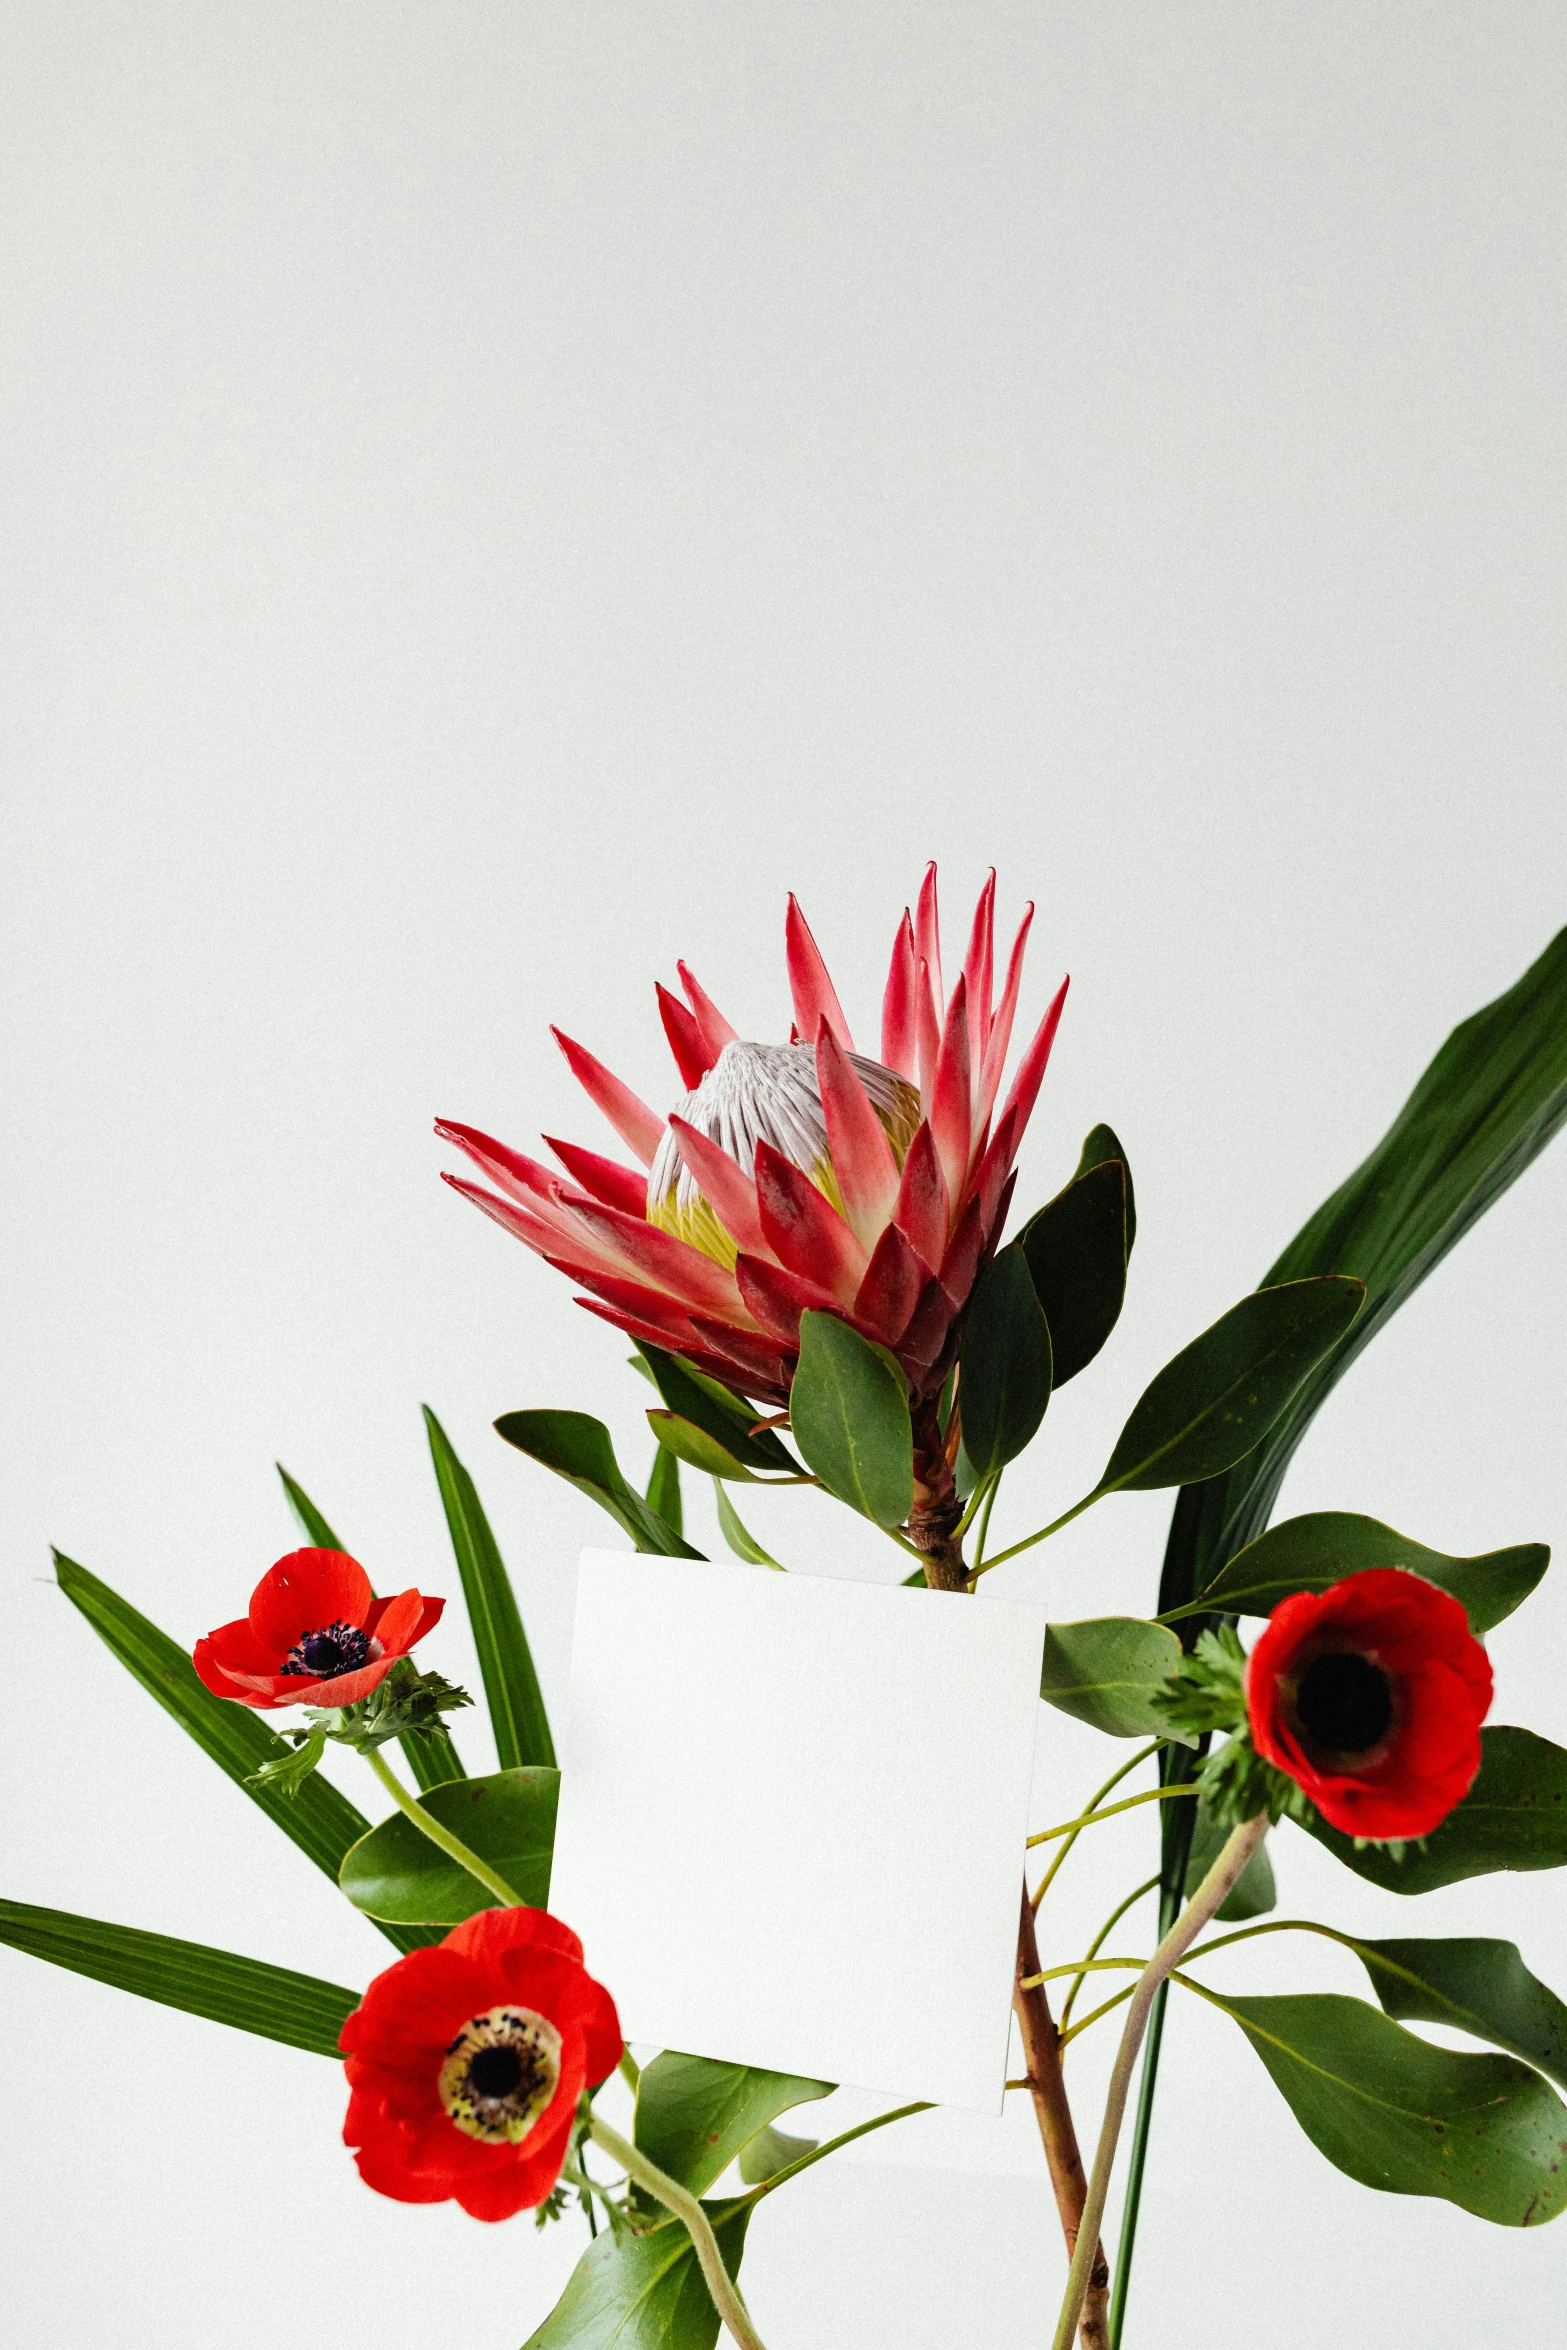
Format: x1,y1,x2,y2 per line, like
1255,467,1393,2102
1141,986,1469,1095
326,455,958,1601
438,2004,563,2146
467,2044,524,2099
1294,1648,1395,1758
281,1619,372,1679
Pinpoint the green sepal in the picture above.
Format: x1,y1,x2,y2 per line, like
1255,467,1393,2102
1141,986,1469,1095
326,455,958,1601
245,1721,328,1796
307,1658,473,1755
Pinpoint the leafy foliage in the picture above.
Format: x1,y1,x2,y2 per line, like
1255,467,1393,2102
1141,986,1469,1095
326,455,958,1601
636,1345,800,1474
958,1243,1052,1479
1305,1727,1567,1892
1019,1144,1132,1386
1349,1935,1567,2091
1037,1618,1187,1741
339,1767,559,1923
495,1408,705,1558
425,1406,558,1769
521,2203,753,2350
635,2054,833,2198
788,1311,913,1527
1191,1510,1548,1634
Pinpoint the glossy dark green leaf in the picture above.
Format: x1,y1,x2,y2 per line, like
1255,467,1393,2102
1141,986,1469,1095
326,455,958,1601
1189,1509,1547,1633
635,2053,833,2198
1185,1805,1275,1920
494,1409,705,1559
0,1896,358,2057
636,1344,800,1473
277,1460,465,1790
1020,1157,1129,1386
1348,1936,1567,2092
646,1439,684,1536
649,1410,760,1482
1076,1122,1136,1253
424,1406,556,1771
1207,1989,1567,2225
958,1244,1052,1477
713,1483,784,1568
338,1768,558,1923
523,2203,752,2350
737,2121,819,2185
1096,1277,1365,1497
788,1311,913,1528
1306,1727,1567,1893
1038,1618,1188,1742
53,1551,432,1954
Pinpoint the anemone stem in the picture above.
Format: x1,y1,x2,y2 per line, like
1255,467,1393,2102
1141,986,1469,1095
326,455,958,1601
587,2117,767,2350
362,1747,524,1910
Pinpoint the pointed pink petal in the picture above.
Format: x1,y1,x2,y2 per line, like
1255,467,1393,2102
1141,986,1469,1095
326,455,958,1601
436,1119,566,1209
685,1312,796,1396
880,911,920,1081
785,896,854,1051
668,1116,775,1260
552,1265,712,1347
562,1197,747,1317
442,1172,613,1266
915,957,942,1107
914,863,943,1015
552,1030,666,1167
898,1275,955,1371
815,1020,901,1253
972,1105,1019,1231
930,974,974,1209
996,976,1069,1145
959,870,997,1065
853,1222,925,1347
753,1140,867,1305
938,1193,985,1309
891,1122,949,1271
734,1252,845,1345
975,905,1034,1129
541,1137,649,1219
677,962,740,1063
575,1295,783,1396
656,984,714,1089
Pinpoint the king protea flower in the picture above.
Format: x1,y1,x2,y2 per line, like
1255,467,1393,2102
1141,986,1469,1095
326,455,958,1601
438,867,1065,1514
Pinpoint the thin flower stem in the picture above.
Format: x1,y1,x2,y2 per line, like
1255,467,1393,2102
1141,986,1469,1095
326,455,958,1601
1058,1982,1137,2050
1026,1784,1199,1851
970,1472,1003,1570
1020,1958,1147,1992
968,1486,1102,1579
1029,1746,1165,1912
1049,1816,1269,2350
955,1475,994,1540
618,2049,642,2094
362,1747,524,1909
587,2116,768,2350
1059,1878,1160,2034
741,2100,933,2201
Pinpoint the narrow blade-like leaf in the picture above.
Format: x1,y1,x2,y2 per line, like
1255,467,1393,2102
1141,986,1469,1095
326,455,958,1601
424,1407,556,1770
713,1482,785,1568
646,1438,685,1535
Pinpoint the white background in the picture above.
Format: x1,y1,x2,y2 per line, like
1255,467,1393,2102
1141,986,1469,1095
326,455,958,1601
3,7,1565,2346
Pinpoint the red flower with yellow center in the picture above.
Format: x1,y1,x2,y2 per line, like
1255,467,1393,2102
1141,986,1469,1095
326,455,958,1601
1245,1568,1493,1840
192,1547,445,1710
341,1907,622,2220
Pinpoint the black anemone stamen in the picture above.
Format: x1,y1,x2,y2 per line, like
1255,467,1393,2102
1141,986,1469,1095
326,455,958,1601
1293,1648,1396,1759
282,1619,374,1679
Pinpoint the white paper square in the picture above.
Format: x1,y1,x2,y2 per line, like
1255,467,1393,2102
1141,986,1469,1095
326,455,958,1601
548,1551,1047,2113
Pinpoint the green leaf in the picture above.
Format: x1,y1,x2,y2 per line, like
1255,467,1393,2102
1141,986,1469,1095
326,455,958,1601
1019,1154,1130,1386
649,1411,761,1482
1305,1726,1567,1893
1185,1803,1276,1920
277,1461,466,1790
1038,1618,1188,1741
1205,1989,1567,2225
339,1767,558,1923
1347,1936,1567,2092
713,1483,784,1569
646,1440,684,1536
0,1896,359,2057
523,2202,753,2350
788,1311,913,1528
737,2121,819,2186
494,1409,705,1559
636,1345,800,1473
958,1244,1052,1477
635,2053,833,2198
1190,1510,1547,1634
1075,1122,1136,1253
424,1406,557,1771
1096,1277,1365,1497
52,1551,433,1954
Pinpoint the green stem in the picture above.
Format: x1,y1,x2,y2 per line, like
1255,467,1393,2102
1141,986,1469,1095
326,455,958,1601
587,2116,768,2350
1030,1747,1165,1911
969,1472,1003,1566
618,2048,642,2094
1059,1878,1160,2034
1026,1784,1199,1852
968,1485,1102,1579
362,1747,524,1909
741,2099,932,2202
1059,1980,1138,2049
1050,1816,1268,2350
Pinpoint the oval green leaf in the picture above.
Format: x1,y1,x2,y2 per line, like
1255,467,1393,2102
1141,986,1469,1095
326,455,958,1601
635,2053,833,2198
1096,1276,1366,1497
1019,1154,1129,1386
649,1409,762,1482
713,1481,785,1568
494,1408,705,1558
1190,1510,1547,1633
524,2202,752,2350
1038,1618,1188,1742
1305,1726,1567,1893
1076,1121,1136,1253
339,1768,559,1923
636,1344,800,1473
1349,1935,1567,2092
958,1243,1052,1478
789,1311,913,1528
646,1439,684,1536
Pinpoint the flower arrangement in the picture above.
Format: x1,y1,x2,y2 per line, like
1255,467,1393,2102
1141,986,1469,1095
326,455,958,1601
10,869,1567,2350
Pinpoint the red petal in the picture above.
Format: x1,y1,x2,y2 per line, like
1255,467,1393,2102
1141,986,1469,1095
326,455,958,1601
880,910,920,1081
446,1904,586,1969
552,1029,666,1168
572,1296,769,1395
814,1021,900,1253
914,862,943,1013
677,962,740,1063
753,1140,866,1304
938,1193,985,1308
436,1121,566,1215
668,1116,775,1260
683,1314,795,1396
995,976,1069,1146
915,957,942,1107
365,1587,437,1658
249,1549,374,1654
785,895,854,1050
563,1198,749,1317
854,1221,925,1345
898,1275,956,1370
929,974,974,1209
972,1105,1019,1231
281,1654,403,1708
959,869,996,1063
657,983,713,1089
542,1137,649,1218
734,1252,844,1344
552,1262,715,1345
891,1122,949,1271
191,1633,264,1703
975,905,1034,1129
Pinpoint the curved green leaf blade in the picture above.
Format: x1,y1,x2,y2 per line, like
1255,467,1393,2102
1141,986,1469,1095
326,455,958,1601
649,1410,761,1482
424,1406,556,1771
646,1438,684,1535
737,2120,819,2185
636,1344,800,1473
1305,1726,1567,1893
1190,1510,1547,1633
339,1767,558,1922
1098,1277,1365,1497
495,1408,705,1559
523,2203,752,2350
277,1461,343,1549
52,1550,433,1953
1038,1618,1187,1742
1350,1936,1567,2092
789,1312,913,1528
713,1482,784,1569
0,1896,358,2058
958,1244,1052,1477
635,2053,833,2198
1076,1122,1136,1253
1207,1989,1567,2225
1019,1154,1129,1386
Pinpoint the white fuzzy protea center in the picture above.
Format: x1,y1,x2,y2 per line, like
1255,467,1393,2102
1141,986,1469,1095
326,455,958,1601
648,1039,919,1265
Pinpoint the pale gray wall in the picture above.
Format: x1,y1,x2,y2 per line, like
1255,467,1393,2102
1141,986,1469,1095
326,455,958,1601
3,7,1566,2345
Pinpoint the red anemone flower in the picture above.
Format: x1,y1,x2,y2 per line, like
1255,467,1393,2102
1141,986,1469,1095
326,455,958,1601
192,1547,445,1710
438,865,1066,1497
1245,1568,1492,1841
341,1906,622,2220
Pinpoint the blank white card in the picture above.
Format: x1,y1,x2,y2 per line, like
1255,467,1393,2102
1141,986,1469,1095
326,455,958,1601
548,1552,1048,2113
